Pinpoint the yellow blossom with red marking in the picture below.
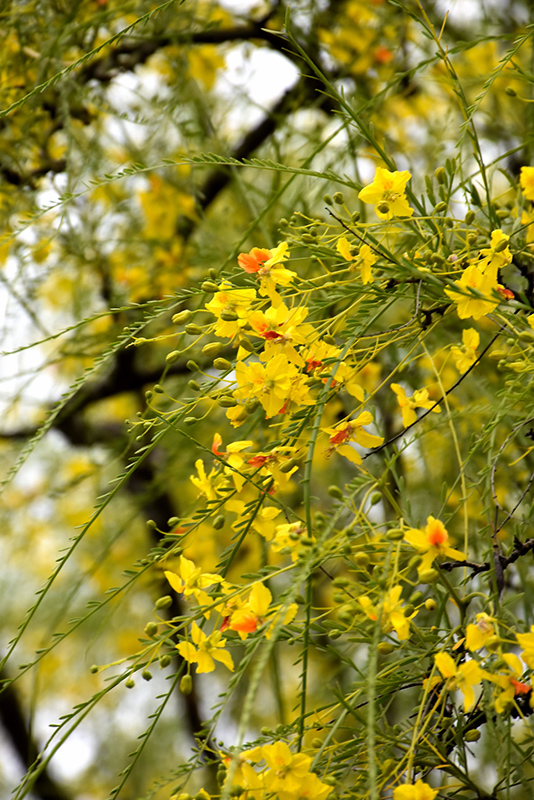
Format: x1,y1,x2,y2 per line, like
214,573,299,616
404,516,465,573
323,411,383,464
176,622,234,673
444,264,502,320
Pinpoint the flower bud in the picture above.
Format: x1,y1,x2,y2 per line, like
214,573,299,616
201,280,219,292
155,595,173,609
166,351,180,364
333,192,345,205
185,323,203,335
186,360,199,372
202,342,223,358
418,568,439,584
435,167,447,185
377,201,390,215
377,642,395,655
180,675,193,695
172,310,192,324
213,358,232,371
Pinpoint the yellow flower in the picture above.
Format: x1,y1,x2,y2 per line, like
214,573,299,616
450,328,480,373
444,264,501,320
234,353,299,417
239,242,297,305
358,585,413,640
477,229,512,280
248,302,314,368
434,652,487,711
336,237,377,283
176,622,234,673
278,771,332,800
520,166,534,201
260,742,312,795
404,516,465,573
487,653,530,714
393,779,439,800
205,282,257,339
465,612,496,651
164,555,223,616
391,383,440,427
223,582,298,640
516,625,534,668
521,208,534,244
323,411,383,464
358,167,413,220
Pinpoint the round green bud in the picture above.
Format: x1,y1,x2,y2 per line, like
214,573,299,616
370,491,382,506
435,166,447,185
279,457,298,473
186,360,199,372
505,86,517,97
465,729,481,742
323,194,334,205
467,233,477,245
188,380,201,391
90,664,99,674
496,208,509,220
465,210,475,225
172,310,192,324
180,674,193,695
328,629,342,639
403,604,415,617
166,351,181,364
385,529,404,541
244,398,259,413
495,237,510,252
185,323,203,336
159,654,172,668
218,397,237,408
209,268,218,280
279,217,289,227
333,192,345,205
201,280,219,293
352,210,361,222
425,598,437,611
409,591,424,605
239,337,255,352
213,358,232,371
418,568,439,584
220,310,238,322
213,514,225,530
260,726,272,736
146,520,158,529
311,737,323,748
145,390,153,400
155,595,173,609
184,417,198,426
353,552,370,567
142,669,153,681
144,622,158,637
202,342,223,358
153,384,165,393
230,786,244,797
125,678,135,689
377,642,395,655
323,334,336,345
434,201,448,213
377,201,390,215
328,485,344,500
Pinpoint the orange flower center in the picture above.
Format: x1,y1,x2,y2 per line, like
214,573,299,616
427,522,448,547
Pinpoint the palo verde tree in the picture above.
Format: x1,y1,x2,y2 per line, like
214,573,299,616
2,1,534,799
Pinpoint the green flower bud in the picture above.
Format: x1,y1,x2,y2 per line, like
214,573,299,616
180,674,193,695
186,360,199,372
155,595,173,609
333,192,345,204
166,351,181,364
185,323,203,335
213,358,232,371
201,280,219,292
144,622,158,637
435,167,447,185
202,342,223,357
172,310,192,324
